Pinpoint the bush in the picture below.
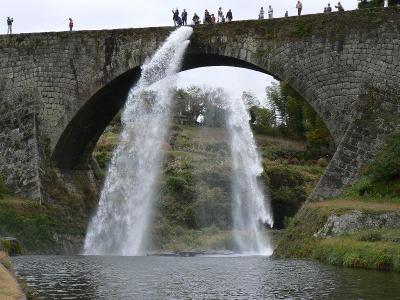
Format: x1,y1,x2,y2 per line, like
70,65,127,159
365,129,400,181
0,174,10,199
0,239,22,255
358,230,383,242
94,151,112,170
0,210,55,252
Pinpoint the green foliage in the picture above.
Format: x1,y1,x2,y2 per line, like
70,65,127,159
0,239,22,255
0,175,11,199
358,0,383,8
275,200,400,272
0,209,55,252
266,82,334,159
313,238,400,271
365,129,400,182
347,130,400,198
358,0,400,8
94,151,112,170
172,86,228,127
249,106,276,135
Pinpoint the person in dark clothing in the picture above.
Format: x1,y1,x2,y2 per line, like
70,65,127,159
7,17,13,35
192,13,200,25
176,16,183,26
204,10,211,24
182,9,188,26
226,9,233,22
285,11,289,17
326,3,332,12
335,2,344,11
69,18,73,31
172,9,179,26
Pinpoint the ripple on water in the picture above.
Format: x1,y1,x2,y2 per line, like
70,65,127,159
13,255,400,300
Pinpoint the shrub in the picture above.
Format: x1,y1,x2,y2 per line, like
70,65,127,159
358,230,382,242
94,151,112,170
0,174,10,199
0,239,22,255
365,129,400,181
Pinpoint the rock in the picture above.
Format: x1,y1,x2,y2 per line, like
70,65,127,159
314,210,400,238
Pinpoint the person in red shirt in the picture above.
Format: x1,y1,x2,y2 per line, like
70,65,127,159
211,14,216,24
69,18,73,31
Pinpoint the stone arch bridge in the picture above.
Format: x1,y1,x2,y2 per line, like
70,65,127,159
0,8,399,204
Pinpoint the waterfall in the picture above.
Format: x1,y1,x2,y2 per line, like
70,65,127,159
225,95,274,256
84,27,193,256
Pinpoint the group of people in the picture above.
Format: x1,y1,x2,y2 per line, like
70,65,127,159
258,1,344,20
172,1,343,26
172,7,233,26
324,2,344,13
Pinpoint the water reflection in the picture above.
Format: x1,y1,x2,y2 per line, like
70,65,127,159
13,255,400,300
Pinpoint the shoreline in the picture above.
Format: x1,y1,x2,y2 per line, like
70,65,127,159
0,252,26,300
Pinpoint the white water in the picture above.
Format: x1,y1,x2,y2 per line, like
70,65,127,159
225,96,274,256
84,27,193,256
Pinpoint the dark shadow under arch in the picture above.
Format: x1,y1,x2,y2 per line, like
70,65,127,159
51,53,302,169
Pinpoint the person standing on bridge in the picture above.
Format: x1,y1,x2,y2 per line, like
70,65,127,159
335,2,344,11
69,18,73,31
192,13,200,25
7,17,13,35
218,7,224,22
182,9,188,26
259,7,265,20
268,6,274,19
226,9,233,22
326,3,332,13
172,9,179,26
296,1,303,16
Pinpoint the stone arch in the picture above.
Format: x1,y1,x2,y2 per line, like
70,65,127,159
51,52,335,172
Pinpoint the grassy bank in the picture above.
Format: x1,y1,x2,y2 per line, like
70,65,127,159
0,194,87,254
275,197,400,272
0,252,24,300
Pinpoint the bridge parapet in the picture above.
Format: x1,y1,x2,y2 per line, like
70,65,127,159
0,8,399,201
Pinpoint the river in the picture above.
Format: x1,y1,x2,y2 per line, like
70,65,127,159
13,255,400,299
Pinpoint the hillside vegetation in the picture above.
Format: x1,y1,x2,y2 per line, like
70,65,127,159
275,129,400,272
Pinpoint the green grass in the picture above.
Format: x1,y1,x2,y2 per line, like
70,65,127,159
314,235,400,271
275,198,400,272
0,194,87,253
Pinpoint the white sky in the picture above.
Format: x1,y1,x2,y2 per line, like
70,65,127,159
3,0,359,100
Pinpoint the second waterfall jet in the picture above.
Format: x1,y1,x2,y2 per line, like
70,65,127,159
84,27,193,256
84,26,274,256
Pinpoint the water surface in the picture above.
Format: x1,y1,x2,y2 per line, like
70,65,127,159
14,255,400,299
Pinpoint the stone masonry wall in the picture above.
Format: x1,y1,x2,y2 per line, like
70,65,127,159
0,8,399,201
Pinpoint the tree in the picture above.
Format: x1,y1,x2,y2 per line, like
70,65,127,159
265,81,334,157
358,0,400,8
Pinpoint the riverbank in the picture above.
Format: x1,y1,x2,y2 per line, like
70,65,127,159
274,197,400,272
0,251,25,300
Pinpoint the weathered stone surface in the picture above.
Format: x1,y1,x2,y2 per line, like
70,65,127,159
315,210,400,238
0,8,399,202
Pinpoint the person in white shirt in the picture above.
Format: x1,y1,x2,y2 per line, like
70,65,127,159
217,7,224,22
384,0,389,7
296,1,303,16
268,6,273,19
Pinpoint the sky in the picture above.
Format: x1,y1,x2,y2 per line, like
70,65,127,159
3,0,359,100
